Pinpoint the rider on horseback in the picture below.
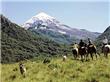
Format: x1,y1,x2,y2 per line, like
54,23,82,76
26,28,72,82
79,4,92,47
103,36,108,45
88,38,94,47
102,36,108,52
88,38,92,45
78,39,87,61
87,38,97,50
79,39,85,49
73,43,79,48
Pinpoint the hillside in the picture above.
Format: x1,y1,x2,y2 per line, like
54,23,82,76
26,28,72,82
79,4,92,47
95,26,110,50
1,15,68,63
29,28,79,44
1,54,110,82
96,26,110,42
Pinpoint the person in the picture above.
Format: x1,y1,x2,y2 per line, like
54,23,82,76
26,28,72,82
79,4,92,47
73,43,79,48
73,42,79,53
88,38,94,47
88,38,92,45
102,36,108,52
79,39,85,49
102,36,108,45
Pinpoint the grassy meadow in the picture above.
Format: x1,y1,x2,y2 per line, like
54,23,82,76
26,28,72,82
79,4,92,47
1,54,110,82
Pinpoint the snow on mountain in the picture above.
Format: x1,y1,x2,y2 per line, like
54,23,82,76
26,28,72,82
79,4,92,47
22,12,73,35
34,12,55,21
22,12,101,40
58,30,66,34
26,12,55,24
22,12,60,30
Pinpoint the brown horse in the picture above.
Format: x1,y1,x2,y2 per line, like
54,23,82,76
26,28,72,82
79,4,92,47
86,45,99,60
78,46,87,61
103,44,110,58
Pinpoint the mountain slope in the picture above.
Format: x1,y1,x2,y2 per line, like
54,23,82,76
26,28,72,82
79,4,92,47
1,15,67,63
95,26,110,50
22,12,100,44
29,28,79,44
96,26,110,42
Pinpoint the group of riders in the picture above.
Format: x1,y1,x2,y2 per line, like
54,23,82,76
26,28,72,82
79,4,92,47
71,36,109,60
73,36,108,51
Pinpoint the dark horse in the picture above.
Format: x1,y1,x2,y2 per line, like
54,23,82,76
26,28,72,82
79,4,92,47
78,46,87,61
86,44,100,60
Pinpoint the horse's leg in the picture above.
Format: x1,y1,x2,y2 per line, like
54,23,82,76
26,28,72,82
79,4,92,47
76,51,79,59
84,54,86,60
72,51,75,59
83,53,85,60
73,53,75,59
94,50,97,59
106,48,109,58
95,53,97,60
86,53,89,61
81,54,83,61
76,53,78,60
77,53,80,59
73,50,77,60
74,54,77,59
90,53,93,60
75,50,77,59
76,52,78,59
106,53,108,58
97,52,100,57
104,51,107,58
83,53,85,61
104,53,106,58
83,50,86,61
104,53,107,58
76,53,78,59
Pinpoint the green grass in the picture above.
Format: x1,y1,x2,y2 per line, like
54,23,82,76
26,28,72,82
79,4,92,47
1,54,110,82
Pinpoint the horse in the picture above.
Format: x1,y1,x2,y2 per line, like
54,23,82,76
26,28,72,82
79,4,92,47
86,44,100,60
72,43,79,59
78,46,87,61
103,44,110,58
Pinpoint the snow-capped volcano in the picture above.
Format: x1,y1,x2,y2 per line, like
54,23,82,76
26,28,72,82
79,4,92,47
22,12,100,43
26,12,56,24
22,12,72,34
22,12,61,30
34,12,55,20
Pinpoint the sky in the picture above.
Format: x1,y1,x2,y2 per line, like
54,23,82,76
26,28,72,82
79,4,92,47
1,0,110,33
